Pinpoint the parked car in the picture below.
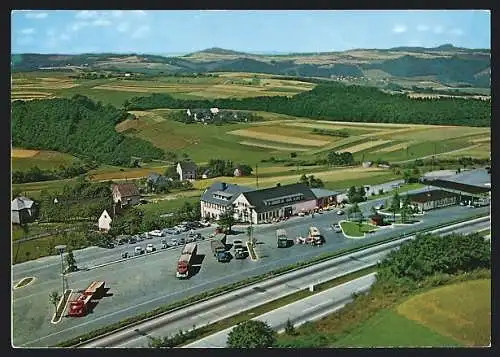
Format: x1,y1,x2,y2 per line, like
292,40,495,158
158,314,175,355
298,212,305,217
146,244,156,253
105,242,115,249
161,243,168,249
137,234,146,242
187,236,196,243
161,239,167,244
145,232,153,240
333,224,342,233
134,246,144,256
374,203,384,210
175,225,189,232
199,220,211,227
178,237,186,245
337,210,345,215
128,237,137,244
234,248,248,259
169,238,179,246
121,252,129,259
149,230,163,237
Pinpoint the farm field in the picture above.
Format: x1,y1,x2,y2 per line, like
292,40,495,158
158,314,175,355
11,72,315,105
11,148,80,171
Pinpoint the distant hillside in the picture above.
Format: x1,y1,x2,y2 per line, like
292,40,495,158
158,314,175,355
11,44,491,88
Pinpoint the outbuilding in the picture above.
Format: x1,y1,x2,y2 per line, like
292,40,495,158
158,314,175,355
407,189,459,212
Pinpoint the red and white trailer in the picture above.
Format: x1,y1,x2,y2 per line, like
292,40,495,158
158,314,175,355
67,281,106,317
176,243,198,279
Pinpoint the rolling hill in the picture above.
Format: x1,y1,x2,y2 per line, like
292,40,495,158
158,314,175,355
11,44,490,88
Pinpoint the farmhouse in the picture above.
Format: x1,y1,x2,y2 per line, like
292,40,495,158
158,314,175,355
407,189,459,212
310,188,339,208
11,196,36,225
177,161,197,181
98,209,112,232
233,183,317,224
200,182,253,220
112,183,141,208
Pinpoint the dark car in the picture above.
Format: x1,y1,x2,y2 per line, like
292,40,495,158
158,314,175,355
128,237,137,244
121,252,129,259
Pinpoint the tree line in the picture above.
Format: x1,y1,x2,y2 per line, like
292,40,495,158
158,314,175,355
12,95,164,166
12,162,98,184
124,82,490,127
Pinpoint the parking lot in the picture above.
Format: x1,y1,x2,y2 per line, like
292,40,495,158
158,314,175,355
12,199,490,347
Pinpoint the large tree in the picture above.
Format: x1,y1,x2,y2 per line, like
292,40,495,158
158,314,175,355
218,208,236,233
226,320,276,348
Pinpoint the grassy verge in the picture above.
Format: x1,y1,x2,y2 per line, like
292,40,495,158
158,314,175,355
14,277,34,289
247,242,258,261
276,269,491,348
340,221,377,237
57,213,488,347
52,289,72,324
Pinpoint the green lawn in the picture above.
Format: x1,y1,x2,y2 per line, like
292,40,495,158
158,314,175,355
11,150,80,171
332,308,461,347
339,221,378,237
12,177,78,200
137,195,200,217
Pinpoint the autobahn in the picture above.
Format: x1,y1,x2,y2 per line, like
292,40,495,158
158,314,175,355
78,216,489,348
12,190,489,347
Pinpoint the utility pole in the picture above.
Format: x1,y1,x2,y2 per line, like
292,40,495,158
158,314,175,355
55,245,66,295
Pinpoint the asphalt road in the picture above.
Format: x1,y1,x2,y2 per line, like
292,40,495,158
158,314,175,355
12,192,489,347
184,273,378,348
78,217,489,348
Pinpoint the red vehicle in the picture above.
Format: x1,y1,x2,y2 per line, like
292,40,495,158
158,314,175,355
176,243,198,279
67,281,106,317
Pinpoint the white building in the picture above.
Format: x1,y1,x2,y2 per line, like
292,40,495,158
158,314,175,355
98,209,112,232
200,182,253,221
210,107,219,115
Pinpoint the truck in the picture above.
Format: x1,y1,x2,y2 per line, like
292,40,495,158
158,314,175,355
211,240,231,262
276,229,288,248
176,242,198,279
67,281,106,317
308,226,323,245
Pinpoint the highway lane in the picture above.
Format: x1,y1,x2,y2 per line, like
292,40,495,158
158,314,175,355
79,217,489,348
13,204,489,347
184,273,378,348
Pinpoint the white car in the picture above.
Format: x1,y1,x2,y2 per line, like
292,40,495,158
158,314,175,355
134,246,144,256
333,224,342,233
298,212,305,217
149,230,163,237
146,244,156,253
199,220,211,227
337,210,345,215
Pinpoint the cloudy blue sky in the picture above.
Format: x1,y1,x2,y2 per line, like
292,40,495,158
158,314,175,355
11,10,491,54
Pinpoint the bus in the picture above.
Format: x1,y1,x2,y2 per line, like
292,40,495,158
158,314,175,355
276,229,288,248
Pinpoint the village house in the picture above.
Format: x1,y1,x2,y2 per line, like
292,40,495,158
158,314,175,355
11,196,36,225
407,189,459,212
146,172,170,191
200,182,254,221
98,209,112,232
177,161,197,181
112,183,141,208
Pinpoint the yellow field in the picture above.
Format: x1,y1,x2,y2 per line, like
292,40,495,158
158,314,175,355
372,142,412,153
11,148,40,158
380,126,490,141
471,137,491,144
239,141,311,151
128,110,166,123
339,140,392,153
440,144,490,159
229,129,329,147
193,167,388,190
397,279,491,346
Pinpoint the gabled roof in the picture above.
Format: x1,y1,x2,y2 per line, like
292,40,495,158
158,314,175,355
242,183,316,213
422,179,490,195
178,161,197,172
201,182,253,206
408,189,458,203
112,183,140,197
99,209,112,221
311,188,340,199
147,173,168,185
11,196,34,211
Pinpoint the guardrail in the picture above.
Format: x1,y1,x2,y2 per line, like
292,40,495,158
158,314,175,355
60,213,489,347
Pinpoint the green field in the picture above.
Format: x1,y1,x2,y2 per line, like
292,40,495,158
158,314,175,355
333,279,490,347
11,149,80,171
332,308,461,347
137,194,200,217
339,221,378,237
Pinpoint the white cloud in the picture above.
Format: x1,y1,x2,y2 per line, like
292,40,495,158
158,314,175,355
25,12,48,19
116,22,130,33
70,21,89,32
416,24,429,32
392,24,407,34
92,19,112,27
449,28,464,36
132,10,147,16
21,28,36,35
75,10,99,19
433,25,444,34
111,10,124,18
131,25,150,39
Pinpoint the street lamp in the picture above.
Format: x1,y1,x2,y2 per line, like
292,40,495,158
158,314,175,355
55,244,66,295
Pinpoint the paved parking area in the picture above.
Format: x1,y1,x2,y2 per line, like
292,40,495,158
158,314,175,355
12,200,489,347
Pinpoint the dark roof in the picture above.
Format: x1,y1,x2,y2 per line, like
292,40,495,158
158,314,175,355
201,182,254,206
422,179,490,195
242,183,316,213
147,173,168,185
408,189,458,203
112,183,140,197
178,161,197,172
310,188,340,199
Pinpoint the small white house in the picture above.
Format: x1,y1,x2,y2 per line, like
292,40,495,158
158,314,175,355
186,109,192,116
98,210,112,232
210,107,219,115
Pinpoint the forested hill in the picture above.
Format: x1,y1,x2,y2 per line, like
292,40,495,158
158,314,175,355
125,83,491,127
12,95,164,165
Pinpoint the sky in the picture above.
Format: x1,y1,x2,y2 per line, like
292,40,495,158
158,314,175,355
11,10,491,54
